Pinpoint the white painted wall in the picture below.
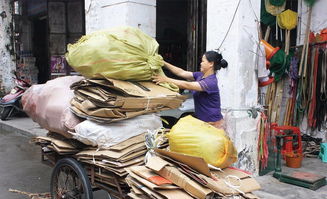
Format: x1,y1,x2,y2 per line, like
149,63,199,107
207,0,261,175
297,0,327,44
84,0,156,37
0,0,15,93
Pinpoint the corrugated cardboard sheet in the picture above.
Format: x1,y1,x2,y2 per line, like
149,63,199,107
69,78,186,122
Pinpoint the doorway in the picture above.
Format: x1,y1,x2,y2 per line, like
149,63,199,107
156,0,207,77
33,17,49,83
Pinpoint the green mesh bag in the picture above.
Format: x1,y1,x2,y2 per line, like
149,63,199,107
66,26,179,92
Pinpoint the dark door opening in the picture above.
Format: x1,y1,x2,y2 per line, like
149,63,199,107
32,17,49,83
156,0,207,77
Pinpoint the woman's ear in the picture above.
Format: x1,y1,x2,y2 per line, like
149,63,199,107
209,61,214,68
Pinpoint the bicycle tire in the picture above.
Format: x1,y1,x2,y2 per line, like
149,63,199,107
50,158,93,199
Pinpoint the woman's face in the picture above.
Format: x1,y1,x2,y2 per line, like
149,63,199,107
200,55,213,73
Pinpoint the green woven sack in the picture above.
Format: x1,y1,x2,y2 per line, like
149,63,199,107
66,26,178,92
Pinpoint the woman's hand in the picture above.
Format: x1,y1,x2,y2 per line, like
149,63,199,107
153,74,202,91
152,75,170,84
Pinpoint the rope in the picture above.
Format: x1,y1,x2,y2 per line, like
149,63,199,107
223,175,245,195
316,48,327,130
223,105,265,119
258,112,269,169
144,128,166,163
308,47,319,128
320,49,327,101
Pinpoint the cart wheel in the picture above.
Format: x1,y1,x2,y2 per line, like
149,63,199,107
1,106,13,120
50,158,93,199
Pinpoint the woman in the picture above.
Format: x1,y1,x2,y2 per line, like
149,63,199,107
152,51,228,129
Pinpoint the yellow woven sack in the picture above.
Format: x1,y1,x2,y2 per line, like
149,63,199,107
167,115,238,168
265,0,286,16
277,9,298,30
65,26,178,92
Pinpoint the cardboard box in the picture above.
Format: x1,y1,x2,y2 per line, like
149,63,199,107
154,149,261,195
146,156,214,199
130,166,173,186
127,168,178,190
76,141,146,160
126,168,193,199
70,78,187,122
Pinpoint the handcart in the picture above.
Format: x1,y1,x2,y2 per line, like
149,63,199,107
40,148,131,199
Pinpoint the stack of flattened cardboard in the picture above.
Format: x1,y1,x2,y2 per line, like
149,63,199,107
32,132,86,155
70,78,187,123
76,133,147,177
75,133,167,198
126,149,261,199
125,166,193,199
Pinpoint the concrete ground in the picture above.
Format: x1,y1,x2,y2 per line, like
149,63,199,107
0,117,327,199
0,118,109,199
254,157,327,199
0,123,50,198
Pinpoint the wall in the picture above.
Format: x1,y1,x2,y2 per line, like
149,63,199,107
297,0,327,44
84,0,156,37
207,0,261,175
0,0,15,94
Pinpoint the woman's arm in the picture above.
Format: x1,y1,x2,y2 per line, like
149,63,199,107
152,75,203,91
163,61,194,80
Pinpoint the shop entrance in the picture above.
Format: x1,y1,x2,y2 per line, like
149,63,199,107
156,0,207,77
32,17,48,83
11,0,85,84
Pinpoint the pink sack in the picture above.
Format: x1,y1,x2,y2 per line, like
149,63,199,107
22,76,84,137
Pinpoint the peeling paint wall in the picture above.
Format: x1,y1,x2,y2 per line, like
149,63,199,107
0,0,15,94
84,0,156,37
224,111,260,175
207,0,261,175
297,0,327,45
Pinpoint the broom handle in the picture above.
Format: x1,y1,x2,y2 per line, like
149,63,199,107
303,8,312,78
287,30,291,55
264,26,271,41
298,7,312,76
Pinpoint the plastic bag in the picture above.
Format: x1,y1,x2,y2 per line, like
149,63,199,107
22,76,84,137
73,113,163,148
167,115,237,168
65,26,178,92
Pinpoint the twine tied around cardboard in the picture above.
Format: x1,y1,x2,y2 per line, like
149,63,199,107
144,128,167,163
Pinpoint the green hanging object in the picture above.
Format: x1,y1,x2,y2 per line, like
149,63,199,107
304,0,317,7
261,0,276,26
269,0,285,7
269,49,290,81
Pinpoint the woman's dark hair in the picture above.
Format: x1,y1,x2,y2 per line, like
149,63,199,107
204,51,228,71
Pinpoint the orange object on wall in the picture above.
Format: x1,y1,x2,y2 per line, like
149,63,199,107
260,40,280,60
